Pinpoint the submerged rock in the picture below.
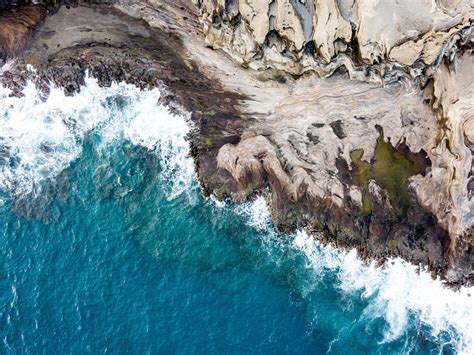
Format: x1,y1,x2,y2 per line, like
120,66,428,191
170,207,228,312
0,0,472,286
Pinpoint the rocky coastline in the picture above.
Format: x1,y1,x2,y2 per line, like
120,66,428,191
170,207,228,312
0,0,472,287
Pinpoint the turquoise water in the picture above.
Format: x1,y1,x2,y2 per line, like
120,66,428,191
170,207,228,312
0,78,472,354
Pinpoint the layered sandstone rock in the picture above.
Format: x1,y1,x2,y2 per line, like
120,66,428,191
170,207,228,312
193,0,474,285
194,0,473,68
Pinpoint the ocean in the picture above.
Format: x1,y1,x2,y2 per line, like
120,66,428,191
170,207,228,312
0,76,472,354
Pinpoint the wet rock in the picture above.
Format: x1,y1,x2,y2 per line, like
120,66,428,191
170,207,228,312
0,1,472,286
329,120,346,139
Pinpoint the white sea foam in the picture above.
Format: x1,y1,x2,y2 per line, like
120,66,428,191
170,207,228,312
0,76,194,200
124,95,195,200
234,196,273,232
0,61,14,75
295,231,474,353
2,75,473,353
239,197,474,354
0,79,107,196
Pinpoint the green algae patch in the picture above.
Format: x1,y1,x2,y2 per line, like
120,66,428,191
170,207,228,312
351,127,430,218
201,137,214,148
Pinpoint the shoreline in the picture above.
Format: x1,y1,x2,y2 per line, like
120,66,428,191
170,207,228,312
0,2,472,287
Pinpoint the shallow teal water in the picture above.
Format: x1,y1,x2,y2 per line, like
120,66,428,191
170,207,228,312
0,79,471,354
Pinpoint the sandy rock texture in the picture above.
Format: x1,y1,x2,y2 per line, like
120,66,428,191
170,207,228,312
0,4,50,60
0,0,472,285
193,0,474,285
195,0,473,69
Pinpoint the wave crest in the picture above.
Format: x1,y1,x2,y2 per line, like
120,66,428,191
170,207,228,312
0,76,194,200
237,197,474,354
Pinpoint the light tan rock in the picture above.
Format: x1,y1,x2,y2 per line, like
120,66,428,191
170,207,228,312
239,0,270,44
274,0,306,51
115,0,473,284
217,75,437,210
196,0,473,71
313,0,352,62
412,53,474,244
358,1,449,62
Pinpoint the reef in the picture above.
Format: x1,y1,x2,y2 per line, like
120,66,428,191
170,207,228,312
0,0,472,286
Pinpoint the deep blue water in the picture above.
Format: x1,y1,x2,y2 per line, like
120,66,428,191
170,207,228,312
0,80,471,354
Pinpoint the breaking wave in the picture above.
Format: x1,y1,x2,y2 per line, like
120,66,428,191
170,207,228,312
235,197,474,354
0,76,195,201
1,77,472,353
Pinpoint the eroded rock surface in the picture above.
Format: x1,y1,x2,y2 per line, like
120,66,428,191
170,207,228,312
195,0,473,69
0,4,50,60
192,0,474,285
0,0,472,286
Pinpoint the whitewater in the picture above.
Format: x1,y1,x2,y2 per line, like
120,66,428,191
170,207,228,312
0,76,472,354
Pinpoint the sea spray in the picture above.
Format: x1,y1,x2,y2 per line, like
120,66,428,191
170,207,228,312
1,78,473,353
0,76,196,201
234,197,474,354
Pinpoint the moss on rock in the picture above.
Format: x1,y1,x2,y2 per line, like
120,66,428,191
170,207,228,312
351,127,430,218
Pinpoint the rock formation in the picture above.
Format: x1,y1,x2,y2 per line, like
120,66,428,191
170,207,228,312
0,0,472,286
194,0,474,285
0,4,49,60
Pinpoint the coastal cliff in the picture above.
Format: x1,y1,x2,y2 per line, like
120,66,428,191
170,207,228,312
0,0,472,286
